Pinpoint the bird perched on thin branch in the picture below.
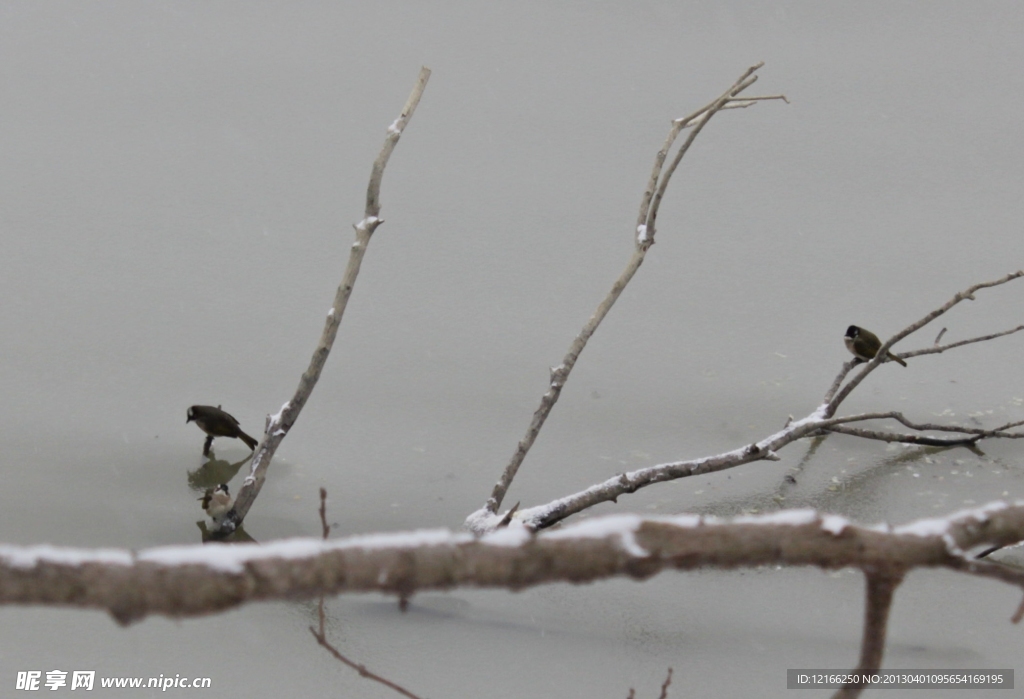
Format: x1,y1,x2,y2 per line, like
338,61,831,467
199,483,233,520
844,325,907,367
187,405,259,456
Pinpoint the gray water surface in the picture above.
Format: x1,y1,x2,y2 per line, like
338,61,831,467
1,3,1022,697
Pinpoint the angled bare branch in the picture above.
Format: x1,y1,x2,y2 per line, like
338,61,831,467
901,324,1024,359
215,67,432,535
476,63,786,522
826,271,1023,416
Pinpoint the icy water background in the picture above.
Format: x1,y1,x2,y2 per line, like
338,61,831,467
1,3,1022,697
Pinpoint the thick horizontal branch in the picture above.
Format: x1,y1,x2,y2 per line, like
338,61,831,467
5,503,1024,626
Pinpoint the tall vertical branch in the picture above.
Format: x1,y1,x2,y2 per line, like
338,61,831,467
475,63,786,521
215,67,432,535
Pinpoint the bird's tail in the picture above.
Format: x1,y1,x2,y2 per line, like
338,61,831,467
888,352,908,367
238,430,259,451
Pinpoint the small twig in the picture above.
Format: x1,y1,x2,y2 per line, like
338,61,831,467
901,325,1024,359
310,488,423,699
822,361,859,405
657,667,673,699
215,67,431,535
497,502,520,528
319,487,330,540
934,327,947,345
823,411,1023,441
833,570,904,699
822,425,981,447
309,627,425,699
778,435,827,495
729,94,789,103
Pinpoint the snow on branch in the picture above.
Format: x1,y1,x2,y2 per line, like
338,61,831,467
4,503,1024,626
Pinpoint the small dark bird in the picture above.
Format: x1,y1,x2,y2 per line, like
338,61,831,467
199,483,233,519
844,325,907,367
187,405,258,455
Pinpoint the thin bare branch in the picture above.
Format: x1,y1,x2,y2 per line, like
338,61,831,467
822,361,860,404
309,627,425,699
215,67,431,535
367,67,432,217
728,94,789,103
478,63,785,518
827,411,1024,438
319,487,329,540
657,668,674,699
833,571,904,699
901,325,1024,359
646,64,770,239
822,424,981,447
826,270,1024,417
820,410,1023,446
310,488,424,699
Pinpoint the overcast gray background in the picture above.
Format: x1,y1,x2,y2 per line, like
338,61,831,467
1,2,1022,697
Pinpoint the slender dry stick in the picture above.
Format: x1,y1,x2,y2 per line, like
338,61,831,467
833,570,904,699
215,67,432,535
310,488,424,699
821,410,1024,445
657,668,673,699
481,63,786,517
901,324,1024,359
822,425,982,447
310,625,425,699
319,487,330,539
625,667,673,699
